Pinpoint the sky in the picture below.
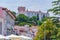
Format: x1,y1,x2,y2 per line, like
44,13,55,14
0,0,54,13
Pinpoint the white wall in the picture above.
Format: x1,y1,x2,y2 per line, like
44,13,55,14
2,10,15,35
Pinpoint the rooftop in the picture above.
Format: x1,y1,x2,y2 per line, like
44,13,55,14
0,7,16,20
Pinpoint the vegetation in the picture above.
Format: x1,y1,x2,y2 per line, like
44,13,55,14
13,0,60,40
16,14,29,22
34,19,57,40
34,19,60,40
15,14,38,26
15,13,48,26
13,1,60,39
12,11,16,15
34,0,60,40
18,22,26,26
48,0,60,14
36,17,48,26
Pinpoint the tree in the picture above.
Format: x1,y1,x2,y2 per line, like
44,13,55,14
16,14,29,22
12,11,16,15
42,17,48,22
30,16,37,21
57,28,60,40
15,14,30,26
36,20,42,26
30,16,37,25
52,18,60,28
36,17,48,26
34,19,57,40
48,0,60,14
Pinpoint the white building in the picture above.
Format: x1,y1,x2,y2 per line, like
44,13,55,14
17,7,49,20
0,7,16,36
25,10,49,20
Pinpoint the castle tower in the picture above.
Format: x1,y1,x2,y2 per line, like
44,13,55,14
18,7,26,14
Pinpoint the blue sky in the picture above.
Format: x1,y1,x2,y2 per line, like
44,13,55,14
0,0,53,13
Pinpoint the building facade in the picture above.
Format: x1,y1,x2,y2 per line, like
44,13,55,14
17,7,49,20
0,7,16,36
17,7,26,16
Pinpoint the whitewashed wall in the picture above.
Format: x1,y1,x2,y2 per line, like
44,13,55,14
2,10,15,35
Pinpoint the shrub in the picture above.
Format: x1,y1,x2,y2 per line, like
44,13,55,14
18,22,26,26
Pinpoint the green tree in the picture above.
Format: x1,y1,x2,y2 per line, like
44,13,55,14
57,28,60,40
48,0,60,14
52,18,60,27
34,19,57,40
42,17,48,22
16,14,29,22
36,17,48,26
36,20,42,26
30,16,37,25
12,11,16,15
30,16,37,21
